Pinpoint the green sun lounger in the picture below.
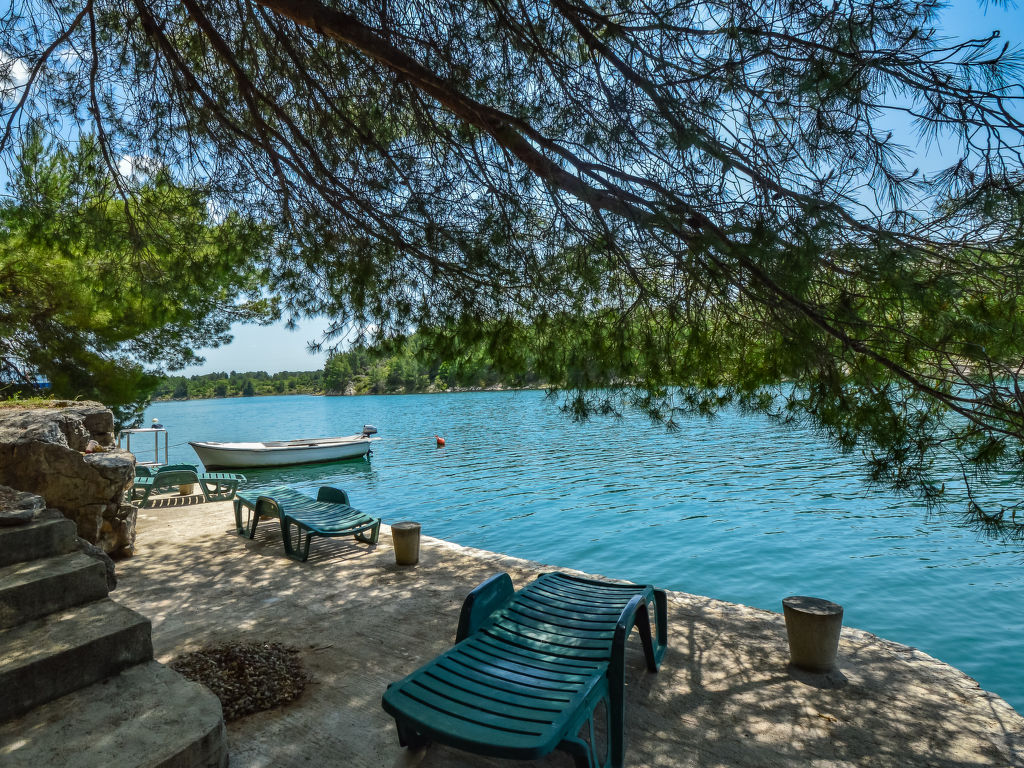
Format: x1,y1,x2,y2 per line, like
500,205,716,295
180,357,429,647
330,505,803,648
235,485,381,561
132,464,245,506
381,571,667,768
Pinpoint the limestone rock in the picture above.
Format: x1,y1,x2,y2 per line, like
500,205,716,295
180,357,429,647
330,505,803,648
100,504,137,559
76,537,118,591
0,404,136,555
0,485,47,526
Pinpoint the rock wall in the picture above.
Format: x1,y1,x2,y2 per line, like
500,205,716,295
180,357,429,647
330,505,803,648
0,484,118,590
0,403,137,557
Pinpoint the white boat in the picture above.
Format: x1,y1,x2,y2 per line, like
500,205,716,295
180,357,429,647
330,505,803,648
190,426,380,469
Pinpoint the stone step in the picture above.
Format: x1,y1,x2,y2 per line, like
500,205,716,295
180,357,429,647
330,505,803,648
0,660,227,768
0,512,78,568
0,552,110,629
0,598,153,722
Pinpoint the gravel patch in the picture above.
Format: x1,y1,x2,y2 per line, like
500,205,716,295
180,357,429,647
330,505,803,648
170,642,308,721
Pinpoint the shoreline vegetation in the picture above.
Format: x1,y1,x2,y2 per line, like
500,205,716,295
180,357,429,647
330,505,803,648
150,340,545,401
151,377,543,402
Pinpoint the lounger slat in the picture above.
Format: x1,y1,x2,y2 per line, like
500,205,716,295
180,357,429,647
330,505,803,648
487,620,614,655
516,590,628,619
528,580,640,608
429,663,576,708
453,644,599,686
533,573,646,598
385,689,569,757
446,651,592,693
471,634,606,675
482,628,611,665
405,676,566,723
435,658,578,703
385,650,607,759
504,605,621,638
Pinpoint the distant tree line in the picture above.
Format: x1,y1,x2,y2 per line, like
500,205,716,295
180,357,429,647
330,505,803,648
153,335,546,400
322,335,544,395
152,370,323,400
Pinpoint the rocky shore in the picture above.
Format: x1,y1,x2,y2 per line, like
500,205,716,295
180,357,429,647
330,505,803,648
0,402,136,557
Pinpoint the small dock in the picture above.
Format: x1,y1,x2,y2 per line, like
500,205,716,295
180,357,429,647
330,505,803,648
115,497,1023,767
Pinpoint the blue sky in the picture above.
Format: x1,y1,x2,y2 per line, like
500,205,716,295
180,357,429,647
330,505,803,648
183,316,333,376
169,1,1024,374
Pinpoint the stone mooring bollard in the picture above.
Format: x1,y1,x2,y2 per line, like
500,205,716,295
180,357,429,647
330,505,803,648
783,595,844,673
392,521,422,566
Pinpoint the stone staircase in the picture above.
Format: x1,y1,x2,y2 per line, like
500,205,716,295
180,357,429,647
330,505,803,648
0,508,227,767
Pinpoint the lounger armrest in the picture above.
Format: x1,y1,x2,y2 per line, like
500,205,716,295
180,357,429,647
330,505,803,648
612,588,667,668
316,486,350,505
611,593,648,678
455,572,514,643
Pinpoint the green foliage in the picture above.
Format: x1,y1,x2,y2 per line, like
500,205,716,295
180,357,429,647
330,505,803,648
154,332,544,400
5,0,1024,530
323,332,542,395
153,369,324,400
0,125,277,423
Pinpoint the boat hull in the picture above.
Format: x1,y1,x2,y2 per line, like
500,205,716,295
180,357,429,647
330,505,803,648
189,436,379,469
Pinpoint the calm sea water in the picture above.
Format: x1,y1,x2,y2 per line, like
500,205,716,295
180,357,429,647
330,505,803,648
141,391,1022,711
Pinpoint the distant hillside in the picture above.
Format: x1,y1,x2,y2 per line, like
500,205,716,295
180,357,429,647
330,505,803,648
151,370,323,400
154,333,546,401
322,337,543,396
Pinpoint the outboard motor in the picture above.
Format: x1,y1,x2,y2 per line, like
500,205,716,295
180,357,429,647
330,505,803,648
361,425,378,437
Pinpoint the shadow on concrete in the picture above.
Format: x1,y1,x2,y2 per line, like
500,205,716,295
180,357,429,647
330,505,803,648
786,664,849,690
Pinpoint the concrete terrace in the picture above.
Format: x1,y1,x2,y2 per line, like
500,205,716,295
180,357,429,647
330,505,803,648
113,496,1024,768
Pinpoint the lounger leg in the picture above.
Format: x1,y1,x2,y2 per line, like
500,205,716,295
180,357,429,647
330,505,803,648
632,592,668,673
216,481,239,500
202,479,232,501
281,519,297,559
635,600,657,672
395,718,430,750
280,520,314,562
561,738,598,768
355,520,380,545
233,499,246,535
609,694,625,768
653,589,668,667
561,688,612,768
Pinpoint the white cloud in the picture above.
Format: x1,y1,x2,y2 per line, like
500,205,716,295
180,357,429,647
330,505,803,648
0,51,31,102
117,153,161,179
54,47,84,68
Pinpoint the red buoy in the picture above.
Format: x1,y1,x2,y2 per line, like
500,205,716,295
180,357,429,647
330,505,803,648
435,435,446,447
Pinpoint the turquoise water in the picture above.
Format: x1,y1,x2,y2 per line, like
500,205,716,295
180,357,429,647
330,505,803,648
142,391,1023,711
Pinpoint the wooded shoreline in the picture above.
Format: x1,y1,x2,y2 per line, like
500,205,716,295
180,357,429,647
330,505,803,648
151,381,544,403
